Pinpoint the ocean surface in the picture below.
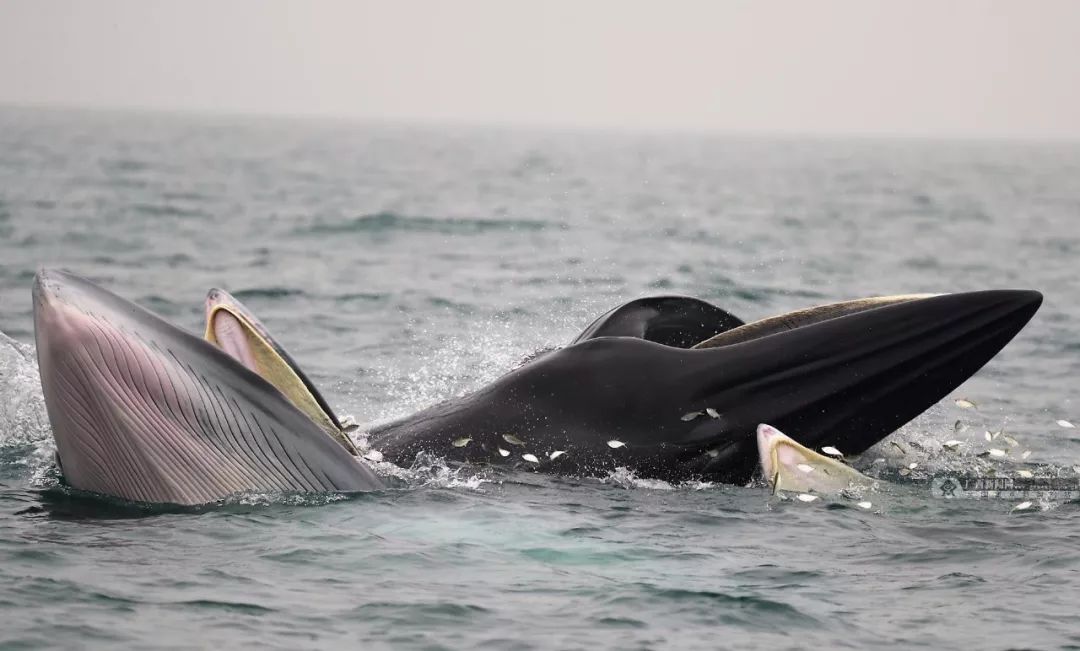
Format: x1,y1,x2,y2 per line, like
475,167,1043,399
0,106,1078,649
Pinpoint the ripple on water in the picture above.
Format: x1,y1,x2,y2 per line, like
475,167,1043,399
231,286,307,300
295,212,563,236
611,583,822,630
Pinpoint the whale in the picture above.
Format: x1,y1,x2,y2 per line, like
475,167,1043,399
365,289,1042,483
197,277,1042,484
32,269,384,505
28,268,1042,503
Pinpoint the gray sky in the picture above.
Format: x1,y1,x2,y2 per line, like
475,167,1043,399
1,0,1078,138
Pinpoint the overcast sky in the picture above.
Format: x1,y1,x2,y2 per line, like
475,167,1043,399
1,0,1078,138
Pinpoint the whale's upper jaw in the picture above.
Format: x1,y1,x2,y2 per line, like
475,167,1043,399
32,268,382,506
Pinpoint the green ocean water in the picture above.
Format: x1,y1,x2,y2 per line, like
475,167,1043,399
0,107,1078,649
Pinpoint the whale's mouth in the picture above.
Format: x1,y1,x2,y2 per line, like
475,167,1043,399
32,269,380,505
204,290,357,454
669,288,1045,482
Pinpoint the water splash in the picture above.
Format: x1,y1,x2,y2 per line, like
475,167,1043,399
0,332,49,447
0,332,56,483
859,401,1070,481
601,466,720,491
351,428,493,491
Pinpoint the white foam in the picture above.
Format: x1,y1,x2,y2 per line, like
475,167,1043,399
363,451,492,490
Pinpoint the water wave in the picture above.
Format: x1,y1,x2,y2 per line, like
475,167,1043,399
296,211,564,236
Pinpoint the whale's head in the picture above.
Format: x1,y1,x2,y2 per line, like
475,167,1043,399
32,269,382,505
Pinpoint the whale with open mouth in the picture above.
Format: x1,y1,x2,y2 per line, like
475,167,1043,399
32,269,384,505
29,268,1042,504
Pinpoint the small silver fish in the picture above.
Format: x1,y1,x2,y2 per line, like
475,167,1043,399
522,454,540,463
1057,420,1076,429
943,440,962,450
857,501,873,510
796,494,819,503
988,448,1006,458
498,448,510,457
681,411,704,422
339,414,361,433
705,408,721,419
549,450,567,460
502,434,525,446
452,437,472,448
1013,501,1033,512
607,440,626,449
955,398,977,410
821,446,843,457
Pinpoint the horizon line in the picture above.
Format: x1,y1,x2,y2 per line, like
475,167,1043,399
3,100,1079,146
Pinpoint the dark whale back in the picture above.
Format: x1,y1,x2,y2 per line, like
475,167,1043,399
570,296,744,348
